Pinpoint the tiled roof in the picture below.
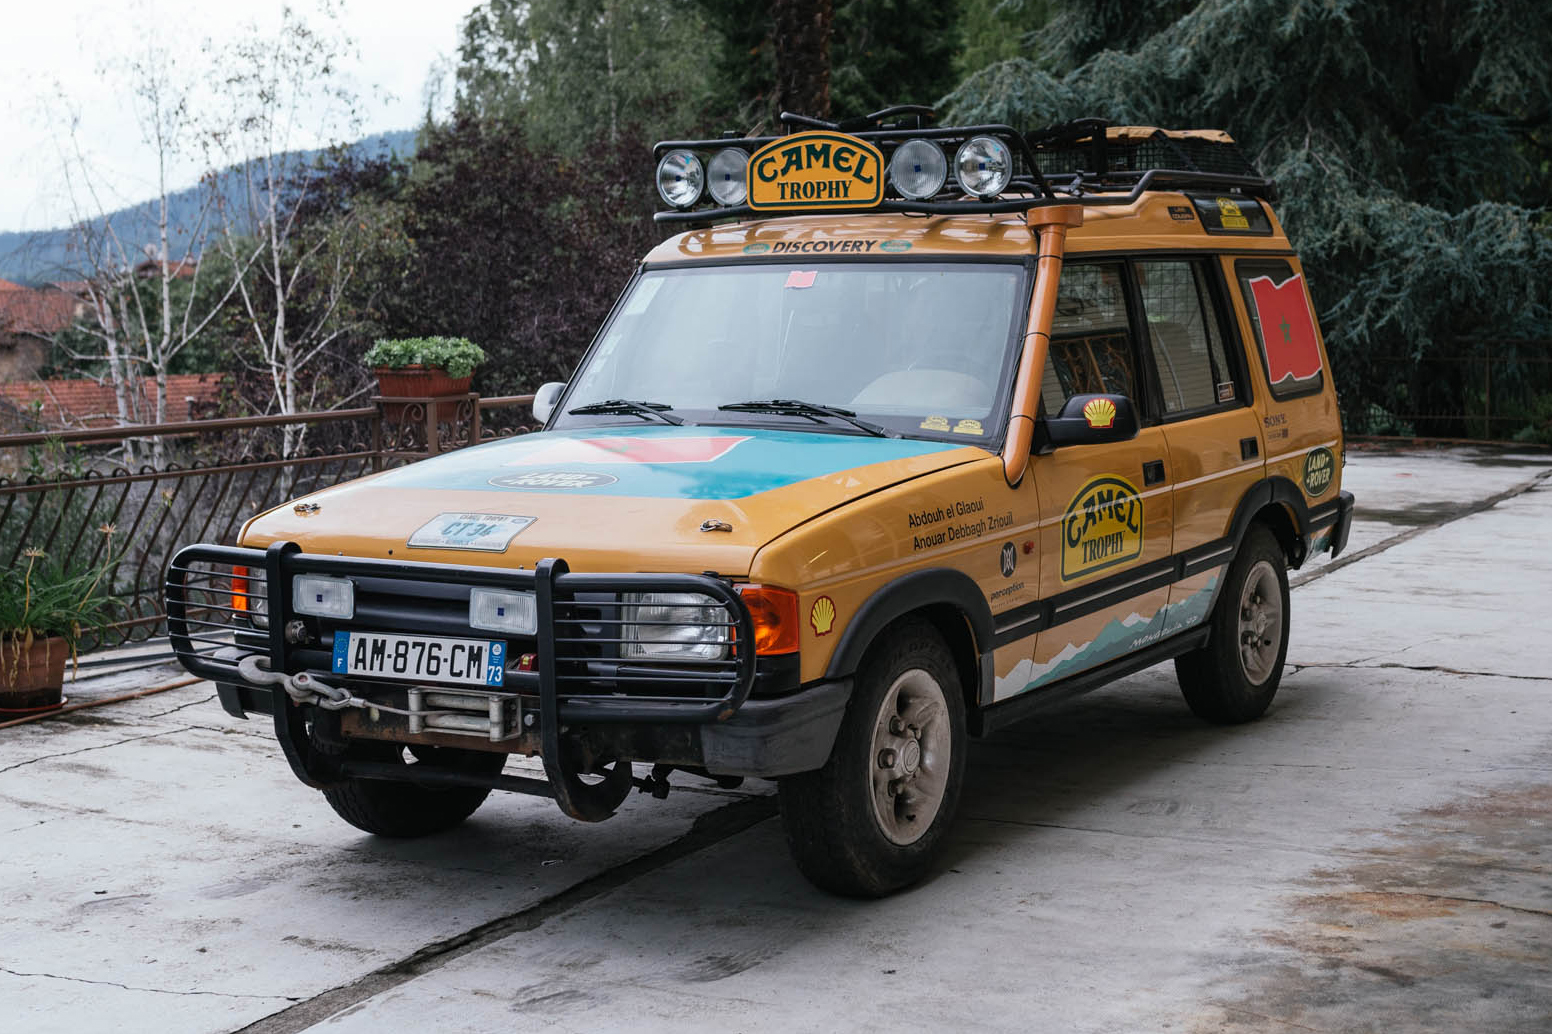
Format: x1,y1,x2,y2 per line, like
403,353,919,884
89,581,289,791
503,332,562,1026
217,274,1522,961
0,285,80,335
0,279,24,291
0,373,229,429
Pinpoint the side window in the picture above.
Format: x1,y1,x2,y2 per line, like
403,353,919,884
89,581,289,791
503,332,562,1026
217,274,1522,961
1042,261,1138,414
1235,259,1325,400
1135,260,1239,415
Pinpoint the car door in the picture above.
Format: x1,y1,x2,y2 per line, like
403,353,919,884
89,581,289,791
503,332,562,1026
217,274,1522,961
1134,257,1265,629
996,260,1175,701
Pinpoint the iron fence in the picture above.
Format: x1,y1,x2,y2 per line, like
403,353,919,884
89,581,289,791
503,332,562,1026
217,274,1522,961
0,393,535,655
1338,343,1552,443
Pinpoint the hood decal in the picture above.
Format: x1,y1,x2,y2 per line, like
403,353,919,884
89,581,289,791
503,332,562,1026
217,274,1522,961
371,426,969,501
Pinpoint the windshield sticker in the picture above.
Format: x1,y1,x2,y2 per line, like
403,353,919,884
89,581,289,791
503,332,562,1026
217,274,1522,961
1303,447,1335,496
952,419,984,435
920,415,950,432
785,270,817,289
408,512,535,552
1216,381,1235,403
810,596,836,637
507,435,751,466
489,471,618,490
1062,476,1144,581
1247,273,1324,390
622,276,664,316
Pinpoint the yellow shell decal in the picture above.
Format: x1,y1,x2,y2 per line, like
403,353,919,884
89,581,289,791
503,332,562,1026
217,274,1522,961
810,595,836,637
1082,397,1116,429
748,131,884,212
1061,475,1144,581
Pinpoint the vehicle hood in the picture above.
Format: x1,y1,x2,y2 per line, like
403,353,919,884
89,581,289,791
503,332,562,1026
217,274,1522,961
241,425,985,575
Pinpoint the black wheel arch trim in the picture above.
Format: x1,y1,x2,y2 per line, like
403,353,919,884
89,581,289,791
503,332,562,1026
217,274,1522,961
824,568,993,686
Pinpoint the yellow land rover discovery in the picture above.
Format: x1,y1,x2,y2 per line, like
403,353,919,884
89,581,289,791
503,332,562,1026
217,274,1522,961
168,109,1354,896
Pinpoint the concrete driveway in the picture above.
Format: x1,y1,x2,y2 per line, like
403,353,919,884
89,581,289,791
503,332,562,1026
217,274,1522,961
3,443,1549,1033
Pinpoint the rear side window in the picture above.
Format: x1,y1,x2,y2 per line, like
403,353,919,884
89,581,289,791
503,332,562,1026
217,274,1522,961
1235,259,1325,400
1043,261,1138,413
1136,260,1238,415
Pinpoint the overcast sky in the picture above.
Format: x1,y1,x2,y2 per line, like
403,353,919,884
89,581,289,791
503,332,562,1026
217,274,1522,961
0,0,484,233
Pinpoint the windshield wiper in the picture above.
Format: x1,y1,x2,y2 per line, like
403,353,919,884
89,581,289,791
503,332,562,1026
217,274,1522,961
717,399,898,438
568,399,685,425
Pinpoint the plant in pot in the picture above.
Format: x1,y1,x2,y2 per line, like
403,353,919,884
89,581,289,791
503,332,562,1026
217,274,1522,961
364,337,487,420
1,540,119,713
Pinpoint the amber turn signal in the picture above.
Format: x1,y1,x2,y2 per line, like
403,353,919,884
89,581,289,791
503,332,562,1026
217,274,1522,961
231,565,250,612
737,584,801,655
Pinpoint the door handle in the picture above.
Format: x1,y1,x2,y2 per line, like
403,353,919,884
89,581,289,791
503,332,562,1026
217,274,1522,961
1240,436,1259,460
1143,460,1166,486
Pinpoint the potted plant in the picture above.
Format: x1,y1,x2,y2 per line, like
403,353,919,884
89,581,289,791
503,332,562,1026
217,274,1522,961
1,541,119,713
365,337,487,420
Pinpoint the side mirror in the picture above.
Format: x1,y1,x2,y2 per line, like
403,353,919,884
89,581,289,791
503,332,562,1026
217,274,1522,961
1039,393,1140,450
532,381,566,424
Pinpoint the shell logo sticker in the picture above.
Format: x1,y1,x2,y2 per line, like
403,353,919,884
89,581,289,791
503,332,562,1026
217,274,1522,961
1062,475,1144,581
810,596,836,637
748,131,884,212
1082,397,1116,429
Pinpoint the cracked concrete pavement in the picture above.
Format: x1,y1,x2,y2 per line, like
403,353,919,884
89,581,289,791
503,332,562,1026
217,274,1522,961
1,442,1549,1032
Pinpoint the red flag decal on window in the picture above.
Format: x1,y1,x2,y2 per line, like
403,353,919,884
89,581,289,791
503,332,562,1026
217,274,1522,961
784,270,817,289
1248,273,1323,386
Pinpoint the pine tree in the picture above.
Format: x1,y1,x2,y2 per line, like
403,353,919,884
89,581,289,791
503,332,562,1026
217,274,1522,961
946,0,1552,437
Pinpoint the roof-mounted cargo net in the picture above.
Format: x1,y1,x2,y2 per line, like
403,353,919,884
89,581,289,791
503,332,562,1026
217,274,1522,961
1029,118,1273,202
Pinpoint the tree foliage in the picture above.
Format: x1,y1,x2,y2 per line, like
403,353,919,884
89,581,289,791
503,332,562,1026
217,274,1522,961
945,0,1552,433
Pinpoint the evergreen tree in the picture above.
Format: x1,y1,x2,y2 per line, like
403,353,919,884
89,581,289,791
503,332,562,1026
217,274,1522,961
946,0,1552,437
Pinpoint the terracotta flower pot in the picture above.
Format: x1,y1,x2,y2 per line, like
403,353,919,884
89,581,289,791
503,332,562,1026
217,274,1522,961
0,635,68,712
374,366,473,421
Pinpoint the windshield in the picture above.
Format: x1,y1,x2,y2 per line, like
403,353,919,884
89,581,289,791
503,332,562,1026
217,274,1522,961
556,262,1028,440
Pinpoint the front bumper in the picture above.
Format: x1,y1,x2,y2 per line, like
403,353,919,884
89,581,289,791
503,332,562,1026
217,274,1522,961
168,542,847,792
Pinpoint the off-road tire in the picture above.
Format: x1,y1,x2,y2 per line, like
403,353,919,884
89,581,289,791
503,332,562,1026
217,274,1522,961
320,741,508,837
1175,523,1290,724
778,620,966,897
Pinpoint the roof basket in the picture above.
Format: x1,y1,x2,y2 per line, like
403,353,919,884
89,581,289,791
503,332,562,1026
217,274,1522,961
1029,118,1272,199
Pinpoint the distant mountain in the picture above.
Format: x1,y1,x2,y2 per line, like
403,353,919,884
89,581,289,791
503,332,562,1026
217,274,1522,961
0,130,418,285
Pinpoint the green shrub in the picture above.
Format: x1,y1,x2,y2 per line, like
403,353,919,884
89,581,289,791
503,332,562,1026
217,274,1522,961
0,539,119,657
363,337,487,378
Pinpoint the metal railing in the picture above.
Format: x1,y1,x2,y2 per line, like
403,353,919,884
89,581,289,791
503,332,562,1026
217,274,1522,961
1340,344,1552,442
0,392,535,655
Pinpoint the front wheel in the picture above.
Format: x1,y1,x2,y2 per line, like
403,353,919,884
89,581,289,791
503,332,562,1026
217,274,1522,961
778,620,966,897
1175,523,1290,724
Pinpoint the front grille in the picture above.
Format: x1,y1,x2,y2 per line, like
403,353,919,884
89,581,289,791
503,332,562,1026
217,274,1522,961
166,544,758,724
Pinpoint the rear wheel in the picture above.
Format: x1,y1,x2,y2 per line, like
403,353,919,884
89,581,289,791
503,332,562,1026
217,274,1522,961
778,620,966,897
1175,523,1290,724
321,741,507,837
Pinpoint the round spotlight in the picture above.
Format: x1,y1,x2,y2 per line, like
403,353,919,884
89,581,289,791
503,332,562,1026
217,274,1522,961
889,140,948,201
953,135,1013,199
656,150,704,209
706,147,749,206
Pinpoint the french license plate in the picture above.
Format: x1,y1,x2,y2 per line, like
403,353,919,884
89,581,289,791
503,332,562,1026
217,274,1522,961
333,631,506,686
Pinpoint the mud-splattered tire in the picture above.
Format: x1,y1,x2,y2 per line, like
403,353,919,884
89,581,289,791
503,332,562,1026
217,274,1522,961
778,620,966,897
1175,523,1290,724
321,741,508,837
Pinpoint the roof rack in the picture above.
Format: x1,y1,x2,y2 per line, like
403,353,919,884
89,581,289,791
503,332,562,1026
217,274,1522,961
651,110,1276,227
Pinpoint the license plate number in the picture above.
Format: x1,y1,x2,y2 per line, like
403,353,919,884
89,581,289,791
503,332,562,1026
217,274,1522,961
333,632,506,686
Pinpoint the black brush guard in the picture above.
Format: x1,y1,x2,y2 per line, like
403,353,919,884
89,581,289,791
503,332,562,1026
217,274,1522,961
165,541,759,820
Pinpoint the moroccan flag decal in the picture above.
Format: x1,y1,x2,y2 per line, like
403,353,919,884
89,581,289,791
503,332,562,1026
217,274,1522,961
1247,273,1323,388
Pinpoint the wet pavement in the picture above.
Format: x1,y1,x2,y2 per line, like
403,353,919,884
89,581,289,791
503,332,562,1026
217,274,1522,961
2,442,1549,1033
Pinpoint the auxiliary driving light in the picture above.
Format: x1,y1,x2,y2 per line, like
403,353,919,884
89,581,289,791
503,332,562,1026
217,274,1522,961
292,574,354,620
889,140,948,200
707,147,749,206
469,587,538,636
954,135,1013,199
656,149,705,208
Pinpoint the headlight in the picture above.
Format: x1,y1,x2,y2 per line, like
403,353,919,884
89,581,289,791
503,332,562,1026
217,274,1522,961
954,135,1013,199
469,587,537,636
622,592,730,661
656,150,704,208
889,140,947,200
707,147,749,206
292,574,354,620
